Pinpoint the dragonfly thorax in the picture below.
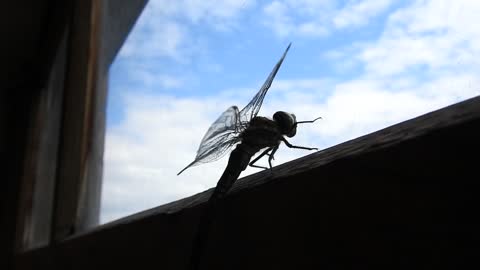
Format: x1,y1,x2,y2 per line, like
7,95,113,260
273,111,297,138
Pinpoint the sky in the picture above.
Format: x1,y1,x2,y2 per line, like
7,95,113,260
100,0,480,224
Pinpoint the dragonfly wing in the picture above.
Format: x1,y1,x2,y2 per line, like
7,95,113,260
178,106,242,175
239,43,291,123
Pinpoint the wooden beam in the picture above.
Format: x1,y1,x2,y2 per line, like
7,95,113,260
2,0,73,259
52,0,104,240
15,32,68,251
52,0,147,242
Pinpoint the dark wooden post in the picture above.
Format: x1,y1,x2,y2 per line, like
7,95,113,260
52,0,105,240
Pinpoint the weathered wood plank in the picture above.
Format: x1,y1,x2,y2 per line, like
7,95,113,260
15,31,68,251
52,0,102,240
52,0,148,241
1,0,73,261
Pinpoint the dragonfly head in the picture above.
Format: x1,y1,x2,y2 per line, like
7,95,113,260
273,111,297,138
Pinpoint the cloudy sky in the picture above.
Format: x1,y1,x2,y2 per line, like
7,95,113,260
100,0,480,223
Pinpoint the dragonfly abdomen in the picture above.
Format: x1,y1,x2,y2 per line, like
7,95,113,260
208,143,256,202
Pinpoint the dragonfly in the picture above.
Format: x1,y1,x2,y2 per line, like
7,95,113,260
178,43,320,201
182,43,321,270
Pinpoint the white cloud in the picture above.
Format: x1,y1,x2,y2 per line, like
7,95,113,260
148,0,255,25
122,64,185,90
355,0,480,77
262,0,331,38
334,0,394,29
261,0,393,38
297,22,329,37
119,0,255,60
183,0,255,26
119,20,188,61
318,0,480,140
262,1,293,38
138,72,184,89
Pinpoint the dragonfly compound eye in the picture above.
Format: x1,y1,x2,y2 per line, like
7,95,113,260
273,111,297,137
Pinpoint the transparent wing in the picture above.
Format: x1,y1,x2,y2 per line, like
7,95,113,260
178,106,242,175
239,43,291,123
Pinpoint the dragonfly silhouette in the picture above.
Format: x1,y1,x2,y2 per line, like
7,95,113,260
178,43,320,198
181,43,321,270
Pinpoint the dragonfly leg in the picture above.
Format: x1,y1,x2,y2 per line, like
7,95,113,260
268,146,279,173
282,138,318,151
249,147,273,170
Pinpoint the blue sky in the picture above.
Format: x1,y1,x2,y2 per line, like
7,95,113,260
101,0,480,223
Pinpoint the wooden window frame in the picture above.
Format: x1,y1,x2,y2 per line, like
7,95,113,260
14,0,148,252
